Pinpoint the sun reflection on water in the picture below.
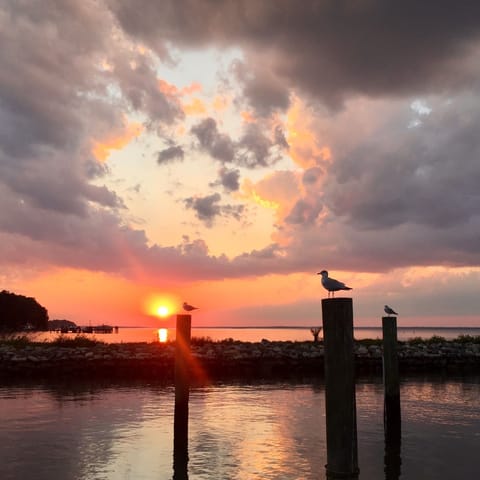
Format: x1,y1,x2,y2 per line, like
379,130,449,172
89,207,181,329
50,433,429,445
157,328,168,343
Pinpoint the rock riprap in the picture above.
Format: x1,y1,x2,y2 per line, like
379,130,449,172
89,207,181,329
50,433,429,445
0,339,479,379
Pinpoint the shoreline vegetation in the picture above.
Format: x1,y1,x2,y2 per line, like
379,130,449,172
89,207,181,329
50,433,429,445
1,334,480,380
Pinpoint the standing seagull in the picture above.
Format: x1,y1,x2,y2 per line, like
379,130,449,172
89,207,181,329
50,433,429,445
317,270,352,298
384,305,398,316
183,302,198,312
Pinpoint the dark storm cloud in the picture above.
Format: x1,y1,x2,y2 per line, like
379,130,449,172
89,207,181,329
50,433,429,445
157,144,185,164
284,214,480,274
0,1,112,158
231,59,291,116
1,154,124,216
0,0,194,280
110,0,480,110
325,97,480,230
0,0,190,230
0,1,159,220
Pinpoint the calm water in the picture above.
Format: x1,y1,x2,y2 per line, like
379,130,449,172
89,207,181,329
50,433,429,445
1,376,479,479
35,326,480,344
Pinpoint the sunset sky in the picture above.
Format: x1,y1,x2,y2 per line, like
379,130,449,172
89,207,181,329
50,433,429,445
2,1,480,327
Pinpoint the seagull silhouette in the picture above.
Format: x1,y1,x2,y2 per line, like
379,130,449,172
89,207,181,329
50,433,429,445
183,302,198,312
384,305,398,316
317,270,352,298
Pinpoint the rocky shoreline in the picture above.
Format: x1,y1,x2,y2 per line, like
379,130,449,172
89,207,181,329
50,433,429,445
1,339,480,380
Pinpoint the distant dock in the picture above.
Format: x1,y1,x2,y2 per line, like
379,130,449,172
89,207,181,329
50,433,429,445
50,325,119,334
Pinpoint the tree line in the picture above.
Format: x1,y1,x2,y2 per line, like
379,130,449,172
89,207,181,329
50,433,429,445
0,290,49,332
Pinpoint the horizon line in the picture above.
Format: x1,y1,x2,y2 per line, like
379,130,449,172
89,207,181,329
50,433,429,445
110,324,480,330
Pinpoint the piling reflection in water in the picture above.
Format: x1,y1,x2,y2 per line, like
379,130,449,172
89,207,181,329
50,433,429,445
384,430,402,480
173,397,189,480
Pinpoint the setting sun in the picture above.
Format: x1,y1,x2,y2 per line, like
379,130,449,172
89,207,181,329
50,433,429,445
144,294,178,320
157,305,169,317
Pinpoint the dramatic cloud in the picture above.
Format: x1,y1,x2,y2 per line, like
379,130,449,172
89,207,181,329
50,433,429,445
3,0,480,326
232,59,291,116
111,0,480,109
324,95,480,231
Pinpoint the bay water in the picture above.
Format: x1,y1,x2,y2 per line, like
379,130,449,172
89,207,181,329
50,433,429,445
1,375,479,479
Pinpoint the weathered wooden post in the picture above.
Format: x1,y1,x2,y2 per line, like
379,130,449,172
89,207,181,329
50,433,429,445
322,298,359,479
173,314,191,479
382,316,401,440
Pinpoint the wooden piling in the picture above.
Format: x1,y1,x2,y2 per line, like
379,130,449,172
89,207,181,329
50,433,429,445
173,314,191,479
322,298,359,479
382,316,401,440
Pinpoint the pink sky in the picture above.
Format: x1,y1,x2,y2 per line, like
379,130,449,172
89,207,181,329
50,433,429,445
2,2,480,328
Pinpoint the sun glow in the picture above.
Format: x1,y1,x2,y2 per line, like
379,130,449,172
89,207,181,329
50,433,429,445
157,305,169,317
144,293,178,320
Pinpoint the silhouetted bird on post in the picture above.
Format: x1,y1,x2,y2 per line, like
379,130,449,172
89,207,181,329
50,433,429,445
317,270,352,298
183,302,198,312
384,305,398,316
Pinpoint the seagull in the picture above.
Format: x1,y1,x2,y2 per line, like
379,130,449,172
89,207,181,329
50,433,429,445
317,270,352,298
183,302,198,312
384,305,398,316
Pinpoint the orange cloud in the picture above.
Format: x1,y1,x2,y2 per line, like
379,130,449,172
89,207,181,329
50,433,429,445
182,97,207,115
286,96,332,168
241,110,256,123
92,121,143,161
241,178,281,211
157,80,206,115
212,94,230,112
158,78,179,97
158,80,203,98
181,82,202,95
241,173,300,220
